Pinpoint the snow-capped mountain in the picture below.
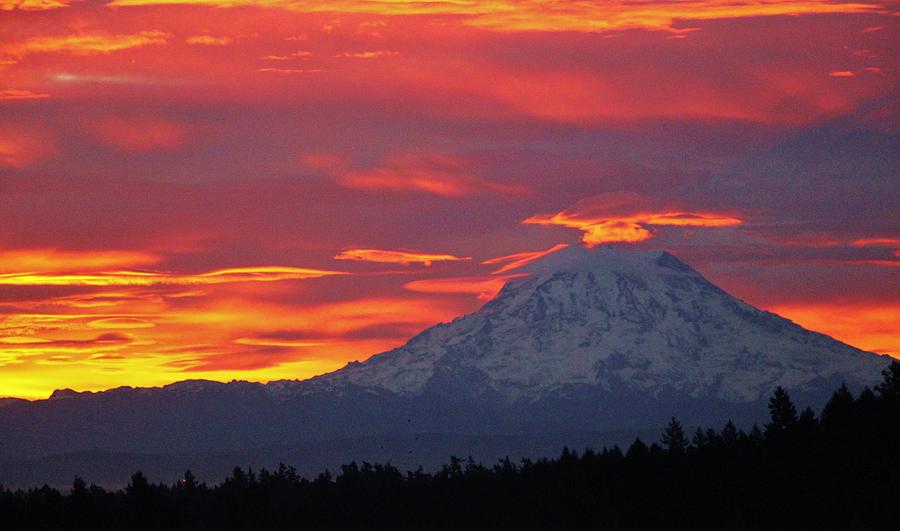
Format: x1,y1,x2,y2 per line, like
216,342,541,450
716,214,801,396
0,247,890,486
305,246,885,403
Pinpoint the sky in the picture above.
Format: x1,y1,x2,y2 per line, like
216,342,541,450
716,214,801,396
0,0,898,399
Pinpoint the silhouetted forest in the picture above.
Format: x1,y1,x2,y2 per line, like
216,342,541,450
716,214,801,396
3,361,898,530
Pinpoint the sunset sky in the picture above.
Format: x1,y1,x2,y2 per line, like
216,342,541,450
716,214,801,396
1,0,897,399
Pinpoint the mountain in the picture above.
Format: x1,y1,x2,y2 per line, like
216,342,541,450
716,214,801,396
0,247,889,487
307,247,883,402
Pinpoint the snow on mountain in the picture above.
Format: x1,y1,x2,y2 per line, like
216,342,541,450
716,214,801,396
306,246,886,403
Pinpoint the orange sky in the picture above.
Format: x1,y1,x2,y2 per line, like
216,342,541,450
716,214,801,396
1,0,898,398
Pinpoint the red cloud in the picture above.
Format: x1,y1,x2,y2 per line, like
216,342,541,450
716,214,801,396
404,274,525,300
0,89,49,100
307,152,529,197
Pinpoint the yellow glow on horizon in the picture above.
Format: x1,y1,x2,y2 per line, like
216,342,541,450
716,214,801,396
771,303,900,360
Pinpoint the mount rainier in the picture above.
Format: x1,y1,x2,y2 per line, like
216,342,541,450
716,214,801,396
309,246,884,404
0,246,889,485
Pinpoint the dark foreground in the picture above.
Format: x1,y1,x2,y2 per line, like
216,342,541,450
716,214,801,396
3,362,899,530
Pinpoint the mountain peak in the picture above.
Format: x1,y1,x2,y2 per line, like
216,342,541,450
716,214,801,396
518,245,675,276
315,248,885,403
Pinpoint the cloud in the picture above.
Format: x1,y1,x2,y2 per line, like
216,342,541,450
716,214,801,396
0,248,160,274
3,31,169,58
51,72,171,86
233,336,326,347
0,332,133,350
185,35,233,46
0,0,69,10
0,89,50,100
851,238,900,249
524,192,742,247
336,50,400,59
262,50,312,60
102,1,881,34
87,317,155,329
334,248,470,266
404,274,525,300
0,127,56,167
89,116,186,151
257,67,323,74
0,266,346,286
482,243,569,274
307,152,529,197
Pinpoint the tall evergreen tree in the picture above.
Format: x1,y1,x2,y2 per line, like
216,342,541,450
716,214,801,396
765,386,798,436
626,437,649,459
661,417,688,454
821,383,854,427
721,420,739,445
692,427,706,448
876,360,900,402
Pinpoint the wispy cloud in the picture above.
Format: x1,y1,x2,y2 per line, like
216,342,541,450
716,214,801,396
524,193,742,247
0,248,159,273
257,67,323,74
404,274,525,300
89,116,186,151
306,152,529,197
3,31,169,58
336,50,399,59
185,35,233,46
0,89,50,100
335,248,470,266
482,244,569,274
102,1,881,34
0,0,70,11
0,266,346,286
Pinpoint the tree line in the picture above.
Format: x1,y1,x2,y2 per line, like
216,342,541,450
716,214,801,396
2,361,898,530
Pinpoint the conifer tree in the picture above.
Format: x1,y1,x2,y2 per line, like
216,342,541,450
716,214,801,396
876,360,900,402
692,427,706,448
626,437,648,459
765,386,798,436
661,417,688,454
721,420,739,445
821,383,853,427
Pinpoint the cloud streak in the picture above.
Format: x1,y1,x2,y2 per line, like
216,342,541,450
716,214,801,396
101,1,882,33
0,266,346,286
335,248,471,266
3,31,169,58
482,244,569,274
307,153,529,197
404,274,525,300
